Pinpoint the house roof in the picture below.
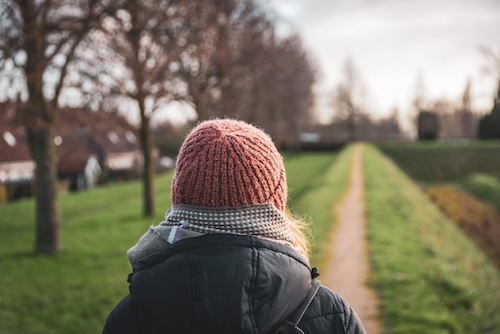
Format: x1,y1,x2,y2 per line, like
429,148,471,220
56,107,139,155
0,101,141,172
58,155,97,174
0,126,32,163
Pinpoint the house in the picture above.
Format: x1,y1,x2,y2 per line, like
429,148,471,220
0,101,35,201
0,101,143,202
55,107,143,183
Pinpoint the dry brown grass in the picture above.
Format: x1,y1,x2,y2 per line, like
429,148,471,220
425,185,500,268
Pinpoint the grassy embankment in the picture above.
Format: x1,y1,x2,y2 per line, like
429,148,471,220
364,144,500,333
378,142,500,208
0,151,347,334
378,141,500,269
286,146,353,266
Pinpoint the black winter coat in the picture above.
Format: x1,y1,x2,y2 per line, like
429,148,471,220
103,234,366,334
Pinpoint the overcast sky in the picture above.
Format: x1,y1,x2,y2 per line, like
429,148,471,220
270,0,500,126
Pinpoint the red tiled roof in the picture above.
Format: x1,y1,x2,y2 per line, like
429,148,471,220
0,127,32,163
58,155,94,174
0,102,141,168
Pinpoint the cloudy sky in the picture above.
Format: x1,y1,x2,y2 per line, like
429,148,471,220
270,0,500,127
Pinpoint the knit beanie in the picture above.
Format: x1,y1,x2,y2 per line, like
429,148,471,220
172,119,287,211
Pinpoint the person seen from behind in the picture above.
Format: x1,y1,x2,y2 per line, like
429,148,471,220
103,119,366,334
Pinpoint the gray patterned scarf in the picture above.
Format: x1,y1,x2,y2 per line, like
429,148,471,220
127,203,295,268
165,204,295,243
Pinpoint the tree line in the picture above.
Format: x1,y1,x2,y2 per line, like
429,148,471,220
414,48,500,141
415,80,500,141
0,0,317,254
328,50,500,142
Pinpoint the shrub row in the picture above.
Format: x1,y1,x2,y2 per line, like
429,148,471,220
378,142,500,182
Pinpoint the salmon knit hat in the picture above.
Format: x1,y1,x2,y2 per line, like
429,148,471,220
172,119,287,211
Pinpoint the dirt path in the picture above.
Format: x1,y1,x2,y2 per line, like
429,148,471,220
321,144,382,333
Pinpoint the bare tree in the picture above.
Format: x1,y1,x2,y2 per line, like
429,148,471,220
478,46,500,139
173,0,239,121
459,78,476,139
278,35,317,148
481,46,500,82
89,0,186,217
72,0,211,218
379,106,401,140
213,1,276,121
247,34,317,148
163,0,317,145
0,0,121,253
330,57,366,141
412,72,427,111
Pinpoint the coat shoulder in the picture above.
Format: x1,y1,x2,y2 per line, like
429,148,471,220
298,285,366,334
103,293,163,334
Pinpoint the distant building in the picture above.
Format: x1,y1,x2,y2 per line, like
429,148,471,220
0,101,143,202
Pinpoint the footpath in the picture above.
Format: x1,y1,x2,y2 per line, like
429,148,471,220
321,144,382,334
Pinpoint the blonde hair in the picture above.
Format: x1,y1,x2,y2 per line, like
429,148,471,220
285,208,311,259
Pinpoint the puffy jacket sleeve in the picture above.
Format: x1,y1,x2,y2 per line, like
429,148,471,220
298,286,367,334
102,293,162,334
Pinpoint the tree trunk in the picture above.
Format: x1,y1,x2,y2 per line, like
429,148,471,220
22,17,62,253
193,97,209,121
25,101,62,254
138,96,155,217
32,127,62,253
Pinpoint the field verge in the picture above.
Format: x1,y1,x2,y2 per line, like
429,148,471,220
290,147,353,267
364,144,500,333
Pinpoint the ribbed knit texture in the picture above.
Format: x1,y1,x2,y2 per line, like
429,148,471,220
172,119,287,211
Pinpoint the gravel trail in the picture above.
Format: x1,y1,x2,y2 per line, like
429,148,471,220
321,144,382,334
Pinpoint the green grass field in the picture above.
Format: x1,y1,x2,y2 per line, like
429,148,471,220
0,175,172,334
364,145,500,333
0,151,346,334
2,145,500,333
